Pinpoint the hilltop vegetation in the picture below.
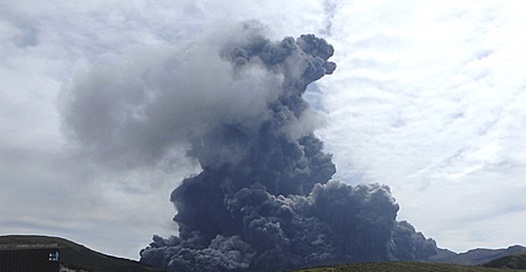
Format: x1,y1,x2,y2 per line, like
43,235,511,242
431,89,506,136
3,234,525,272
292,262,526,272
0,235,163,272
484,253,526,270
433,245,526,265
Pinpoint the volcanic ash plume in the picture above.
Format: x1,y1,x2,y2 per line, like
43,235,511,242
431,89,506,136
61,22,437,272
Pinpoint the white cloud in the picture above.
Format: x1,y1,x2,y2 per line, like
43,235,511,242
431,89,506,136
319,0,526,251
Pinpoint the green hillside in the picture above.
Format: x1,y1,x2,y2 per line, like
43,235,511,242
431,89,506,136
3,235,525,272
0,235,163,272
293,262,526,272
484,253,526,269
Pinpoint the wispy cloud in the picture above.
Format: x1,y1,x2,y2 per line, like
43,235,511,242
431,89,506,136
319,0,526,251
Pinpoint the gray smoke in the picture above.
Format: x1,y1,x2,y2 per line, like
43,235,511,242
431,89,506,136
61,22,436,272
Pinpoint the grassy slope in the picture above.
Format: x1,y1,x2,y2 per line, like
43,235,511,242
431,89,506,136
436,246,526,265
4,235,526,272
484,253,526,269
0,235,163,272
293,262,526,272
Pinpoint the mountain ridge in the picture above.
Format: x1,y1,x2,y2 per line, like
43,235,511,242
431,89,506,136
484,252,526,269
430,245,526,265
0,235,164,272
2,234,525,271
292,261,526,272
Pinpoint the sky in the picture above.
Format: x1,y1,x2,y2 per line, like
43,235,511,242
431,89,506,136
1,0,525,260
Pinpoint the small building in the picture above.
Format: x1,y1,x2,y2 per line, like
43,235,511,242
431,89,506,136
0,244,60,272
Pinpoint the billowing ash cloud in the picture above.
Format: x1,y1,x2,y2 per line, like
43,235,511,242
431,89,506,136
61,21,436,272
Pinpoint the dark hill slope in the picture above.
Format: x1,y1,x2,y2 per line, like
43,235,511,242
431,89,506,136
0,235,163,272
292,261,526,272
484,253,526,269
432,245,526,265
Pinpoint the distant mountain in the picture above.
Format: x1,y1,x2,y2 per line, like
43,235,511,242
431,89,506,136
430,245,526,265
292,261,526,272
484,252,526,269
290,246,526,272
426,248,458,261
0,235,164,272
3,234,524,272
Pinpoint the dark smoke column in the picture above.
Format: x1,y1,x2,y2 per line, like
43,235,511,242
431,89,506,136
140,25,436,272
